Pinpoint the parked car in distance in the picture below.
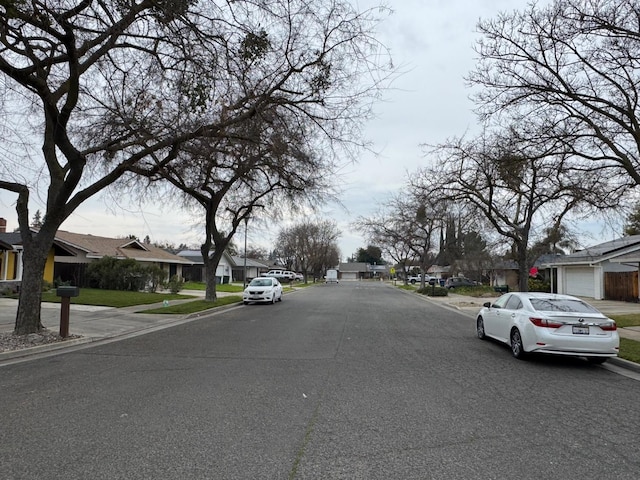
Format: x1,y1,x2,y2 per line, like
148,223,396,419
444,276,478,288
243,277,283,304
262,270,295,282
476,292,619,363
407,274,432,285
294,272,304,281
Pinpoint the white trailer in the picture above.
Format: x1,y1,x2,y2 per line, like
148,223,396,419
325,269,339,283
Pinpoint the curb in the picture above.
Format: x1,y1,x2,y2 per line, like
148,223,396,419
0,336,94,361
609,356,640,373
0,302,246,366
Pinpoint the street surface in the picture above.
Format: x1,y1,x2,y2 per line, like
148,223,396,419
1,282,639,479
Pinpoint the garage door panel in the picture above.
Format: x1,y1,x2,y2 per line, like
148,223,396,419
565,267,594,297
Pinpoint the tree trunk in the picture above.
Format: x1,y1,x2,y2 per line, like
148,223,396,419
202,245,226,303
517,247,529,293
204,259,218,302
14,243,48,335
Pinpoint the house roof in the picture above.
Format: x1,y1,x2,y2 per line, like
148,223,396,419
176,249,235,266
230,256,270,269
54,230,192,264
338,262,368,273
0,232,23,249
546,235,640,266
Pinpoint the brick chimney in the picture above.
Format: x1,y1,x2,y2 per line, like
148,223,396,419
0,218,6,233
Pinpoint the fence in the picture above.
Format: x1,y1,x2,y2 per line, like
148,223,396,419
604,271,638,302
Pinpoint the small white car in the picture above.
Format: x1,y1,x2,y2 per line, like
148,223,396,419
243,277,283,305
476,292,619,363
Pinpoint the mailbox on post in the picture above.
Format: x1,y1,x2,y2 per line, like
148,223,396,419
57,286,80,337
56,286,80,298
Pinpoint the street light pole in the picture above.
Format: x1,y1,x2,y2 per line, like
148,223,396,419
243,216,249,289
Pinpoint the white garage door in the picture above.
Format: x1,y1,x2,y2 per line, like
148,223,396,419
341,272,358,281
565,267,595,298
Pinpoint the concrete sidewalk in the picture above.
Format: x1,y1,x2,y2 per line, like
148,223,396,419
0,289,240,362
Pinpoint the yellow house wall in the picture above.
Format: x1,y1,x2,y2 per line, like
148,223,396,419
7,251,16,280
44,249,54,283
0,249,55,282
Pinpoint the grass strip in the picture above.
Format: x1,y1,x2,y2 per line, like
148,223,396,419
182,282,244,293
619,338,640,364
609,313,640,328
140,296,243,314
41,288,195,307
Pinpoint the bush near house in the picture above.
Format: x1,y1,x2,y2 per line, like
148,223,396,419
417,286,449,297
528,277,551,292
87,256,167,292
165,274,184,294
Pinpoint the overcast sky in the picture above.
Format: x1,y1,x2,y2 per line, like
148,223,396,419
2,0,618,260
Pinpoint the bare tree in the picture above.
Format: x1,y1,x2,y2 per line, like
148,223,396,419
276,220,341,281
0,1,392,332
354,204,414,283
356,194,443,288
469,0,640,192
124,1,392,301
419,127,608,291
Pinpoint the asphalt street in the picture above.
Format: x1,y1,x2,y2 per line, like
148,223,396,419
1,282,639,479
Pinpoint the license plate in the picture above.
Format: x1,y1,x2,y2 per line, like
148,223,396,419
572,325,589,335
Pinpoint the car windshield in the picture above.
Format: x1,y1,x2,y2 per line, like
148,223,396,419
529,298,600,314
250,279,272,287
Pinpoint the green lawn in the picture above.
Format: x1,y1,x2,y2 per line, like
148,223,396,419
41,288,195,308
141,296,243,314
609,314,640,363
183,281,244,293
609,313,640,328
619,338,640,363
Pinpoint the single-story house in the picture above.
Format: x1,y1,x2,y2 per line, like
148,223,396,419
427,265,452,281
544,236,640,300
0,218,68,288
230,256,270,283
0,230,24,286
53,230,192,286
490,254,561,292
176,249,235,284
338,262,389,280
338,262,369,280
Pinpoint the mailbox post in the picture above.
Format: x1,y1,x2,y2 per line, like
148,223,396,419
56,286,80,338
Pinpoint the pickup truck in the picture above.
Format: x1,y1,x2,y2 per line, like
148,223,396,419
407,274,430,284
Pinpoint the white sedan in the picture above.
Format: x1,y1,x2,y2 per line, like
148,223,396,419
476,292,619,363
243,277,283,305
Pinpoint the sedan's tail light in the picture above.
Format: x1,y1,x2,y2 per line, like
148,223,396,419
599,322,617,331
529,317,563,328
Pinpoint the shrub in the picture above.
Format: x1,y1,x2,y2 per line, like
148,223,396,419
417,286,448,297
146,265,166,292
166,274,184,294
87,256,152,291
528,277,551,292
